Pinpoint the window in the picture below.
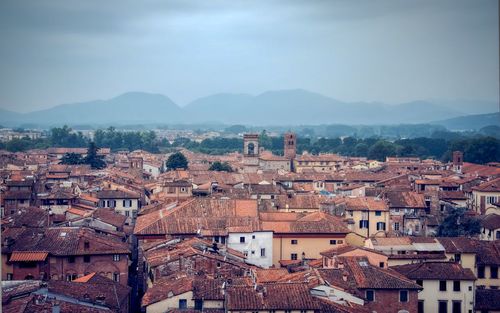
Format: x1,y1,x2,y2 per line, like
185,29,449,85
291,239,298,245
195,299,203,310
240,236,245,243
251,250,255,255
415,224,420,232
394,222,400,231
84,241,90,249
330,240,337,245
359,220,369,228
491,265,498,279
453,281,460,292
7,273,13,280
375,211,382,216
68,256,75,263
180,187,187,193
252,235,255,239
217,262,221,268
454,253,461,263
439,280,447,291
84,255,91,263
179,299,187,309
123,200,132,208
438,301,448,313
379,262,385,268
113,273,119,282
418,300,424,313
113,254,120,262
497,231,500,240
291,253,298,260
365,290,374,302
452,301,461,313
243,251,248,257
416,279,423,286
125,210,130,217
478,265,485,278
399,290,408,302
260,248,266,257
376,222,386,231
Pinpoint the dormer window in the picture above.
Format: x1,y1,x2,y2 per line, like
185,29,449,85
84,241,90,250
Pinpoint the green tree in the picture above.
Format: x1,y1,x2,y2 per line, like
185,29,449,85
437,208,481,237
166,152,188,170
60,152,83,165
84,141,106,169
209,161,233,172
367,140,397,161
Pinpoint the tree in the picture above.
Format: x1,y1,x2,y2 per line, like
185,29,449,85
84,141,106,169
60,152,83,165
166,152,188,170
209,161,233,172
437,208,481,237
368,140,397,161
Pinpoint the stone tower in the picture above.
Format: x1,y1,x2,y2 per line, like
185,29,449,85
243,133,260,172
452,151,463,174
284,132,296,159
243,134,259,157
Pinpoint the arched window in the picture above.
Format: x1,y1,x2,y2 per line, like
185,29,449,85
247,143,255,155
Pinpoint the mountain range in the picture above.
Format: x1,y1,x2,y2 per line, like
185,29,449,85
0,89,498,128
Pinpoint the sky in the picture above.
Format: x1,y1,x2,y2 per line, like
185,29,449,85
0,0,498,113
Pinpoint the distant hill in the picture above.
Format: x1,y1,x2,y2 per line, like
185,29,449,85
0,90,497,127
0,92,182,126
431,112,500,130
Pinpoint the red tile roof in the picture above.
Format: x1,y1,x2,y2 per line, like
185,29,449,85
10,251,48,262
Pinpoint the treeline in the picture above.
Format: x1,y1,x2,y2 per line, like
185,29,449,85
169,132,500,164
1,126,499,164
0,126,161,153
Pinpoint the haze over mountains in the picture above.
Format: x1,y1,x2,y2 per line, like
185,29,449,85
0,89,498,128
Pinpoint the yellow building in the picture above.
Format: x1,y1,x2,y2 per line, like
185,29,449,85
438,237,500,289
293,153,346,173
259,211,350,266
471,177,500,215
330,197,390,238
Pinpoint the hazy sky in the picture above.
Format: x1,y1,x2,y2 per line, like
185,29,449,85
0,0,498,112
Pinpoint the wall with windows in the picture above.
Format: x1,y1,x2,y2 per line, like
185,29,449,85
271,234,347,267
413,279,474,313
227,231,273,268
144,291,194,313
347,209,389,237
99,197,139,219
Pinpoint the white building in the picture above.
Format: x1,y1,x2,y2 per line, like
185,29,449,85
227,231,273,268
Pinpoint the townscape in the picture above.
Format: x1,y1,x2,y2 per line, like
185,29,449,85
1,132,499,313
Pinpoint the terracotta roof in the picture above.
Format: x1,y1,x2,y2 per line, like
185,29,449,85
254,268,289,283
332,197,388,211
134,198,260,236
480,213,500,230
48,273,130,311
472,177,500,192
97,189,140,199
4,227,130,256
226,283,320,310
439,191,467,200
437,237,500,265
320,245,387,258
317,257,421,293
142,276,194,307
391,261,476,280
260,211,349,234
72,272,96,282
10,251,48,262
385,191,426,208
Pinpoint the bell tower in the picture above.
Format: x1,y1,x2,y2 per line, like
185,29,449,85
242,133,260,172
284,132,296,159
